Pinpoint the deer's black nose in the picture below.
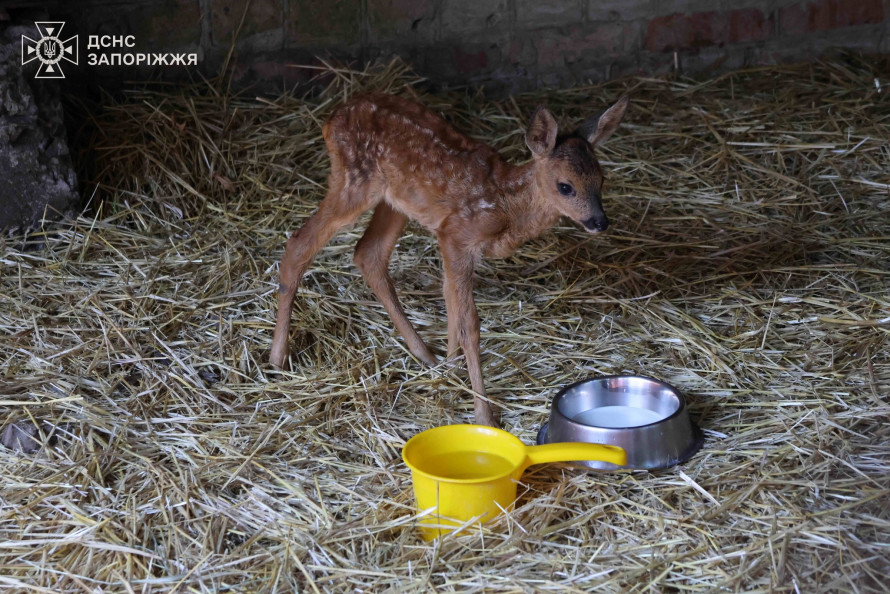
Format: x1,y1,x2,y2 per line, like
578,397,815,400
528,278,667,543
582,215,609,232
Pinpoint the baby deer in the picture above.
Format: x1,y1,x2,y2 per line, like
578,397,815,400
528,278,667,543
271,93,628,427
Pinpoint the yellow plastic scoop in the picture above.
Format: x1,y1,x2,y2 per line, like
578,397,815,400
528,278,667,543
402,424,626,539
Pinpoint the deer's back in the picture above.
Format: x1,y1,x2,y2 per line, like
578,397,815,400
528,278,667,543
323,94,497,182
322,94,512,238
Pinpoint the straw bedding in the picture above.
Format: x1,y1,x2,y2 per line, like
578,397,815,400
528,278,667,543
1,56,888,591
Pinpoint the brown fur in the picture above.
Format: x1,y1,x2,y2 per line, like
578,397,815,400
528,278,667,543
270,93,629,427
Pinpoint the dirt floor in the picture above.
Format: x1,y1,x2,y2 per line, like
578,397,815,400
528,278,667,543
1,57,888,591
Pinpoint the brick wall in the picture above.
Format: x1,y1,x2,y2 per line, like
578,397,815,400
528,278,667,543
10,0,890,92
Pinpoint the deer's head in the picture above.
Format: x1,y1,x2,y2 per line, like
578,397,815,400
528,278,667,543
526,96,628,233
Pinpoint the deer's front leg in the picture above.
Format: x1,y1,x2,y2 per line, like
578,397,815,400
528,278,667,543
438,234,499,428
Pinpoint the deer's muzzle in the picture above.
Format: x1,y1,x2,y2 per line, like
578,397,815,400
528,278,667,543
581,214,609,232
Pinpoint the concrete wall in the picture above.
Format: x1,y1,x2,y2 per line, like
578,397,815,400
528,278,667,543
7,0,890,92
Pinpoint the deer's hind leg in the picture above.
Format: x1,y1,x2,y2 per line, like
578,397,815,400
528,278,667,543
270,167,378,369
353,201,437,366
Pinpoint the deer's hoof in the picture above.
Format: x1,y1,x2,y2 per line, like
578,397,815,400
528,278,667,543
474,407,500,428
269,347,289,371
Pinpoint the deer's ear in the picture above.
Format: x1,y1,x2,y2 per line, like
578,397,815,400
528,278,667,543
576,95,629,146
526,106,558,156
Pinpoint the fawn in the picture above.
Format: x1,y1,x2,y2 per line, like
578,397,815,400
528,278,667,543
270,92,629,427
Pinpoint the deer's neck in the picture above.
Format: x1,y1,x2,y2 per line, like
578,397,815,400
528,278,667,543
485,161,559,258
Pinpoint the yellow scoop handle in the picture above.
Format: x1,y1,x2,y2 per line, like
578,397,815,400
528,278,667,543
521,442,627,473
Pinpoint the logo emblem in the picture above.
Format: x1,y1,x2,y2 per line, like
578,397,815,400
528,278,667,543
22,22,78,79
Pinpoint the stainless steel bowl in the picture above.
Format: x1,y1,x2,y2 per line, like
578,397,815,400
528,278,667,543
536,376,703,471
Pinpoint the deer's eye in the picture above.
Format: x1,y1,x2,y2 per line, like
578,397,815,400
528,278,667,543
557,182,576,197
